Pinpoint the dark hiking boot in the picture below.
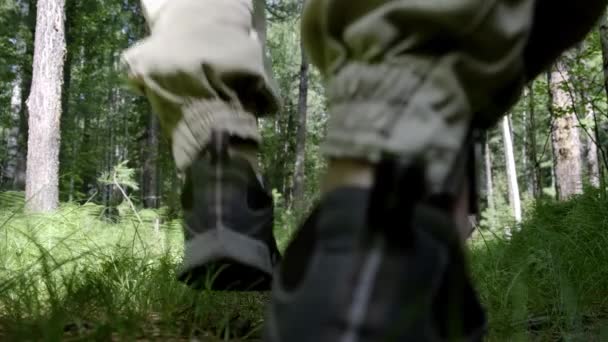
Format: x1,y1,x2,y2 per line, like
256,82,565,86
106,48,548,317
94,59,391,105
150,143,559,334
265,160,486,341
177,132,281,291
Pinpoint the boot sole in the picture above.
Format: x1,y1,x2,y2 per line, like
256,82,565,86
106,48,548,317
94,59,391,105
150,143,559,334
177,228,275,291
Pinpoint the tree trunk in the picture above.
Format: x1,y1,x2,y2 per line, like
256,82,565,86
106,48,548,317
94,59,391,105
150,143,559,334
596,12,608,194
586,121,600,188
4,76,23,188
25,0,67,212
592,107,606,196
570,44,603,190
522,109,529,195
526,84,542,197
502,115,522,226
484,139,494,208
600,11,608,109
547,65,583,201
142,113,160,209
483,134,495,228
292,38,309,214
11,0,37,190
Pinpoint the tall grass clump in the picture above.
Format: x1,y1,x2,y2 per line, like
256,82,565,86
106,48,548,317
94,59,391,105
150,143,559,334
0,194,267,341
471,189,608,340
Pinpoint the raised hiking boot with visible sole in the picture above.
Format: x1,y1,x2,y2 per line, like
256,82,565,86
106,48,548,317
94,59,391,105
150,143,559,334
178,133,281,291
265,161,486,341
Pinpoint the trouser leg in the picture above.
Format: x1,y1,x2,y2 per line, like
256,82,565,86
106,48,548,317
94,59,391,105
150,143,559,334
301,0,606,195
122,0,280,170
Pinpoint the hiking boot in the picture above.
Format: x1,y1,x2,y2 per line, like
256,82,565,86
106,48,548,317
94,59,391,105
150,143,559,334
265,160,486,341
178,132,281,291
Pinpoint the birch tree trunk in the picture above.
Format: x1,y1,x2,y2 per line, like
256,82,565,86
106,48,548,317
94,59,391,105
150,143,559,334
502,115,522,226
25,0,67,212
547,64,583,201
292,38,310,214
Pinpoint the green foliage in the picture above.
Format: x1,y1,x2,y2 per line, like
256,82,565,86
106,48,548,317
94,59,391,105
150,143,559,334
1,189,607,340
271,189,297,251
260,15,328,209
0,203,267,340
0,190,25,211
471,189,608,340
98,160,139,191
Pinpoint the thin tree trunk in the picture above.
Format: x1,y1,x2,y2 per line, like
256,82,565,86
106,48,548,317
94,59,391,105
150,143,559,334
280,105,295,202
142,113,160,208
502,115,522,227
484,140,494,209
25,0,67,212
569,44,603,190
547,64,583,201
586,121,600,188
79,103,93,196
12,0,37,190
483,134,495,228
4,76,23,188
61,6,74,201
526,84,542,197
522,109,529,195
104,75,118,208
292,38,309,214
592,107,606,196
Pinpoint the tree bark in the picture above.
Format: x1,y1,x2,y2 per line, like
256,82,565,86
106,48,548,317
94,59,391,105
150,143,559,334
11,0,37,190
292,38,309,213
586,117,601,188
483,134,495,228
25,0,67,212
502,115,522,226
4,76,23,188
600,12,608,110
142,113,160,209
596,12,608,194
522,109,529,195
569,44,602,190
526,84,542,197
547,65,583,201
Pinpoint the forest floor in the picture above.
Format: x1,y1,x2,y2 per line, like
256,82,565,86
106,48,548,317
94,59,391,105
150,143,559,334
0,190,607,341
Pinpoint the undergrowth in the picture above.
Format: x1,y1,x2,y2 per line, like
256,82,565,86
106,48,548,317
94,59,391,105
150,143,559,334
471,189,608,341
0,190,607,340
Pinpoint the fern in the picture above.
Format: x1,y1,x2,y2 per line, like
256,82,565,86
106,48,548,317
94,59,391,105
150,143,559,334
97,161,139,191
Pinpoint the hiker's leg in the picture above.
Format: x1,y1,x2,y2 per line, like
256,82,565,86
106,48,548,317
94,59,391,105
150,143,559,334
123,0,279,171
306,0,607,236
303,0,533,195
267,0,605,340
301,0,537,247
121,0,282,291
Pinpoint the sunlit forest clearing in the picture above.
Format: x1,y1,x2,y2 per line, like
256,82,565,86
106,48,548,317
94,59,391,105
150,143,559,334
1,0,608,341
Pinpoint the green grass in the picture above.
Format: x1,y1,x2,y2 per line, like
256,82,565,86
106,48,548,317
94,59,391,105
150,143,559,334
470,189,608,341
1,190,607,340
0,193,269,341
